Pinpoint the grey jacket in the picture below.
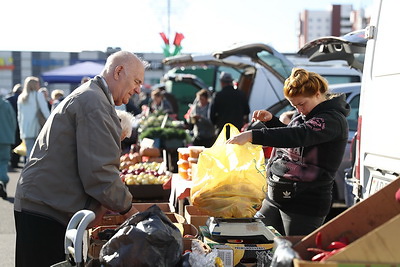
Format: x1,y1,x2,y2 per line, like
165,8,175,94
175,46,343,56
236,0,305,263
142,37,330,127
14,76,132,225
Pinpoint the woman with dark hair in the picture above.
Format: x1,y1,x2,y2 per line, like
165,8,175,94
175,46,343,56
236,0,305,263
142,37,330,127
187,88,216,147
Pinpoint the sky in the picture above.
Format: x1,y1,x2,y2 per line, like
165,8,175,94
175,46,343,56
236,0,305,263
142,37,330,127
1,0,375,55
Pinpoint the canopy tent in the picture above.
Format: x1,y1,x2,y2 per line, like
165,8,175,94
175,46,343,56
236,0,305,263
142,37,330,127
41,61,104,83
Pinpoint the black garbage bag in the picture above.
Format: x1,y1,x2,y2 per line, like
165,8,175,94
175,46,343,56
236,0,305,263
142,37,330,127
99,204,183,267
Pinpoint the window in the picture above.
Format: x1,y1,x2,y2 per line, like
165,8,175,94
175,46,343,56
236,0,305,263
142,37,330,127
347,94,360,131
256,51,293,79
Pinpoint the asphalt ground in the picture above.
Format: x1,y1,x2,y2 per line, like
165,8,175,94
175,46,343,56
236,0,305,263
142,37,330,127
0,165,21,267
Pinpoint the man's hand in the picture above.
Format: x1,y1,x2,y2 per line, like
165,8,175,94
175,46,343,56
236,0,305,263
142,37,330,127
88,205,108,228
121,204,140,220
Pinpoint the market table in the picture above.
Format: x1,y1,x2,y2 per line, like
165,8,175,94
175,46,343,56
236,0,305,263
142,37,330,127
169,173,192,216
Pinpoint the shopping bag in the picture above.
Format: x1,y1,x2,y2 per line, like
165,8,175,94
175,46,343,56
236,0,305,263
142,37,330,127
13,140,26,156
99,205,182,267
191,123,267,218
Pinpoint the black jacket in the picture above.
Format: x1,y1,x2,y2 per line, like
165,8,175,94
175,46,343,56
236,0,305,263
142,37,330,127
252,94,350,216
210,85,250,134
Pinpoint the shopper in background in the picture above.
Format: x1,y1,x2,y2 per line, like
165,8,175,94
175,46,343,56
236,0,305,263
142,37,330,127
50,89,65,111
17,77,50,159
148,87,174,115
187,88,216,147
210,72,250,135
39,87,52,110
81,76,91,84
0,97,16,200
227,68,350,236
14,51,147,267
5,83,22,170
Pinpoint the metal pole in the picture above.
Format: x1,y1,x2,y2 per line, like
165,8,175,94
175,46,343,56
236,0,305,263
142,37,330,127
168,0,171,41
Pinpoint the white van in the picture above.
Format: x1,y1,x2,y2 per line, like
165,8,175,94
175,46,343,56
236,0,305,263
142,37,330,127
352,0,400,201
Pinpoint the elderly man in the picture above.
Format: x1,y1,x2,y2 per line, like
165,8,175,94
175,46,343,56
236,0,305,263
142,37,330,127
14,51,147,267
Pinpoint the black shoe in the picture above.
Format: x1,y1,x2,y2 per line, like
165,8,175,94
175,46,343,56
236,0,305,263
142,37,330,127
0,182,7,200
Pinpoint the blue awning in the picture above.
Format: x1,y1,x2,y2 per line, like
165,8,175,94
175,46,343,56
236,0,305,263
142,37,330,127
41,61,104,83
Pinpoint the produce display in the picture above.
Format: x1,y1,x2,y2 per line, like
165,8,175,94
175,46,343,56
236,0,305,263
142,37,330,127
120,162,171,185
137,111,189,145
307,231,349,262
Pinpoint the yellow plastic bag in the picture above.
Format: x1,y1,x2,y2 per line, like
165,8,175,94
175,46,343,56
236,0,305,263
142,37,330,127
13,140,27,156
191,123,267,218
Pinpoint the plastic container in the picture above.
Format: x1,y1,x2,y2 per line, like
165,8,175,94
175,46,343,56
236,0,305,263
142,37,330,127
177,159,189,170
177,147,190,161
188,146,205,159
188,157,198,168
178,168,189,180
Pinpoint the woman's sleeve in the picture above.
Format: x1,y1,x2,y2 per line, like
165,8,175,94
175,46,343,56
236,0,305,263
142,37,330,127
37,92,51,118
252,112,347,148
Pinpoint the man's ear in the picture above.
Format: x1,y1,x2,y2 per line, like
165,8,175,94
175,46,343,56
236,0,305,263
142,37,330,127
114,65,123,80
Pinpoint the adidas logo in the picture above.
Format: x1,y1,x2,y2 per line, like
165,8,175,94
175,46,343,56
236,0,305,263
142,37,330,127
283,191,291,199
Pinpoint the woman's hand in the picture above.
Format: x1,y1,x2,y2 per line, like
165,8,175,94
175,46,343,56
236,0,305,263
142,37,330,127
226,131,252,145
252,110,273,122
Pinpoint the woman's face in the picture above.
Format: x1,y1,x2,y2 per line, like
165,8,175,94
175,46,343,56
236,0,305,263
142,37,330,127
152,95,162,105
287,93,323,116
199,95,208,106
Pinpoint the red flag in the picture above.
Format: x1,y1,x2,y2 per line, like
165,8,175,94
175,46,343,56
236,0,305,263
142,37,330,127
159,32,169,45
173,32,185,46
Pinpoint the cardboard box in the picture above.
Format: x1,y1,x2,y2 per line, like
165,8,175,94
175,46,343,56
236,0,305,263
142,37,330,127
132,202,174,213
101,213,125,226
127,184,171,200
165,212,186,223
99,203,174,226
180,223,199,252
283,177,400,265
199,226,278,267
88,225,118,259
328,213,400,263
292,259,399,267
184,205,210,230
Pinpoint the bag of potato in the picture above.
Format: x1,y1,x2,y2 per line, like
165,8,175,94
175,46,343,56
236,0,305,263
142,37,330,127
191,123,267,218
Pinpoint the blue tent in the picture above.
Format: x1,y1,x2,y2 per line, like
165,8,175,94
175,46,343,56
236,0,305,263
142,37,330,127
41,61,104,83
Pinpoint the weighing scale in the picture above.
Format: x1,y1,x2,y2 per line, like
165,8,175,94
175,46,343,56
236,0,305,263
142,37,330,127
206,217,277,244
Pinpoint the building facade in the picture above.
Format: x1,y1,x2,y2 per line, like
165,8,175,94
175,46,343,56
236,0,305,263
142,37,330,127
0,49,167,97
298,4,370,49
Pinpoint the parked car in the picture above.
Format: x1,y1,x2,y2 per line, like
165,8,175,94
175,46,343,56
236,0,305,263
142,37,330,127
163,48,291,120
163,43,363,120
